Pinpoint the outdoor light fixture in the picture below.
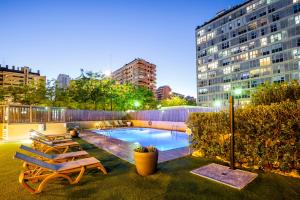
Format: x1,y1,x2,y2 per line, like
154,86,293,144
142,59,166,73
233,88,242,96
134,100,140,108
213,100,222,108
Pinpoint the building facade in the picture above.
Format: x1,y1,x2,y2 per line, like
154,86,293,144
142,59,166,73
156,85,172,100
196,0,300,106
112,58,156,93
57,74,71,88
0,65,45,87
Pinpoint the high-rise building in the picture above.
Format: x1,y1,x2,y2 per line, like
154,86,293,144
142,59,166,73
156,85,172,100
112,58,156,93
196,0,300,107
57,74,71,88
0,65,45,87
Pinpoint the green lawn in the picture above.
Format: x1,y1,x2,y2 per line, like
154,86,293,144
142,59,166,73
0,139,299,200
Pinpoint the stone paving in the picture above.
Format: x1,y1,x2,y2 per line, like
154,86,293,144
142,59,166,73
80,130,190,164
191,163,258,190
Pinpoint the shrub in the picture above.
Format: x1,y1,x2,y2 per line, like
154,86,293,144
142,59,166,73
252,81,300,105
134,146,157,153
186,100,300,173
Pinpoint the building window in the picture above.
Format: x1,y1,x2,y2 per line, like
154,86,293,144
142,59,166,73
295,15,300,24
240,53,249,61
208,61,218,70
294,4,300,13
207,31,215,40
223,66,231,75
251,31,257,39
260,57,271,66
270,33,282,43
239,36,248,44
260,37,268,46
223,84,231,91
272,14,280,22
292,49,300,59
208,46,218,55
249,50,258,59
271,43,282,53
221,42,230,49
270,24,277,32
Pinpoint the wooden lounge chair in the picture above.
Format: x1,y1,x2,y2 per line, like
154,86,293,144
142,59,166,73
104,121,114,128
20,145,89,163
31,137,81,154
118,120,128,127
30,129,71,141
14,152,107,194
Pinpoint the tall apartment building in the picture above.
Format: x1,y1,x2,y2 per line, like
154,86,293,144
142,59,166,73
156,85,172,100
0,65,46,87
57,74,71,88
112,58,156,93
196,0,300,106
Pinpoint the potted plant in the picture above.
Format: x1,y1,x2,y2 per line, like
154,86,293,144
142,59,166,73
134,146,158,176
67,125,80,138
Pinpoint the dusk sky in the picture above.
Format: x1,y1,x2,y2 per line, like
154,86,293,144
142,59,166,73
0,0,242,97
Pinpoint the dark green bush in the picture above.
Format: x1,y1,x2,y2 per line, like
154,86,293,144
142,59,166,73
186,100,300,173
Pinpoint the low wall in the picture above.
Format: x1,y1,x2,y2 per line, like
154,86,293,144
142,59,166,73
130,120,187,132
1,123,67,141
67,121,104,129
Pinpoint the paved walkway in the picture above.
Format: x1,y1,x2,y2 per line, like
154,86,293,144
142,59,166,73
80,131,190,164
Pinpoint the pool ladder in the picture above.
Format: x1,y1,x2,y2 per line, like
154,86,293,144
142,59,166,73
171,125,178,139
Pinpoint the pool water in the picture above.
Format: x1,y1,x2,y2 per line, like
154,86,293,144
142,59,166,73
93,128,189,151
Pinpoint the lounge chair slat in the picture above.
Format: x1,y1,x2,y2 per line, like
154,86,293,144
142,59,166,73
53,151,89,160
20,145,53,159
56,157,100,171
14,152,58,171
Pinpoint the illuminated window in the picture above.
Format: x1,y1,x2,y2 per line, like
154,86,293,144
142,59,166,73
197,36,206,44
198,73,207,79
223,66,232,75
249,50,258,59
199,88,208,94
260,37,267,46
270,33,282,43
208,46,218,54
260,57,271,66
207,31,215,40
240,53,249,61
219,50,230,58
208,61,218,70
199,29,205,36
295,15,300,24
198,65,207,73
294,0,300,3
293,49,300,59
223,84,231,91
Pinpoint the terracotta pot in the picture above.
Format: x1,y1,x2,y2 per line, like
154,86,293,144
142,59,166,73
134,151,158,176
70,129,79,138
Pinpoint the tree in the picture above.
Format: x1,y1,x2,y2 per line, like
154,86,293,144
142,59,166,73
160,96,188,107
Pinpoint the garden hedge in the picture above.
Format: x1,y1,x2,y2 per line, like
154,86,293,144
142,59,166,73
186,100,300,173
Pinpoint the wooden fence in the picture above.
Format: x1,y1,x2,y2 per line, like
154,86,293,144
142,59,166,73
128,107,214,122
0,105,126,124
0,105,214,124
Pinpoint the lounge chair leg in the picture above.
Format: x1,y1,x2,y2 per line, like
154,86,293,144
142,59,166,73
36,173,73,194
97,163,108,174
71,167,86,184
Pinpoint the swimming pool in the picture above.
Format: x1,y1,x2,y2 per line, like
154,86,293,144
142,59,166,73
92,128,189,151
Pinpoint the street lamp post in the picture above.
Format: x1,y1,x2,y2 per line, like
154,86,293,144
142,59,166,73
229,96,235,170
229,88,242,170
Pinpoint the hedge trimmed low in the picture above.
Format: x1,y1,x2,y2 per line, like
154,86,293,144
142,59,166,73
186,100,300,174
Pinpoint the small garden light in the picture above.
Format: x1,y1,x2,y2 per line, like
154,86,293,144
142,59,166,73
233,88,242,96
213,100,222,108
134,100,141,109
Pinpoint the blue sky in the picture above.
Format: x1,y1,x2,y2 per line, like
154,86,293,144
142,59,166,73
0,0,242,97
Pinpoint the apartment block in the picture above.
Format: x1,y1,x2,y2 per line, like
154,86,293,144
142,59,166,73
0,65,46,87
57,74,71,88
112,58,156,93
196,0,300,106
156,85,172,100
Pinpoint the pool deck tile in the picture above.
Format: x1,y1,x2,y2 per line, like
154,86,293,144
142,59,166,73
80,130,190,164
